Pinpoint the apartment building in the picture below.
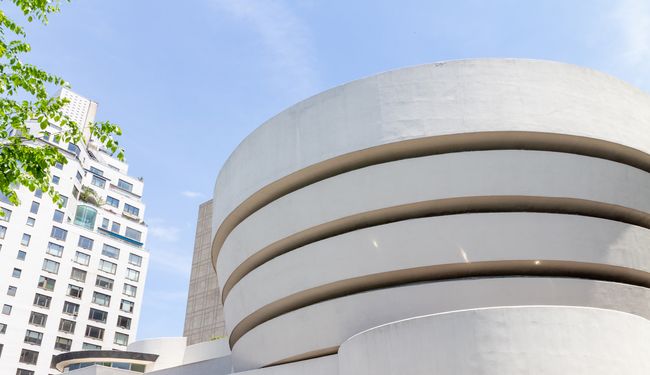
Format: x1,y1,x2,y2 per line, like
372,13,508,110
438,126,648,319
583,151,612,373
0,89,149,375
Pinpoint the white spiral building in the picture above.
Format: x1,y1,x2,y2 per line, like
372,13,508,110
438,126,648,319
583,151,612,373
207,59,650,374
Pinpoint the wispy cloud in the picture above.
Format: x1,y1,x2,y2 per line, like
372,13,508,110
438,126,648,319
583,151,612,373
147,218,181,242
610,0,650,84
211,0,318,97
149,246,192,276
181,190,205,199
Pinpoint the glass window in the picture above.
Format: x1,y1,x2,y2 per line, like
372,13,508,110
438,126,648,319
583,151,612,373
50,226,67,241
117,179,133,192
102,244,120,259
73,251,90,266
58,319,75,334
0,207,11,221
101,217,109,229
78,235,94,250
59,195,68,208
74,205,97,230
124,204,140,217
34,189,42,198
54,162,63,170
111,221,121,233
12,268,22,278
19,349,39,364
33,294,51,308
20,233,30,246
95,276,114,290
37,276,56,291
120,299,134,313
67,143,80,157
42,259,60,274
84,325,104,340
114,332,129,346
92,292,111,307
72,185,79,199
28,312,47,327
52,210,64,223
52,175,60,185
67,285,83,299
126,268,140,282
91,175,106,188
0,322,6,333
76,171,83,183
16,250,26,260
30,201,39,214
47,242,64,257
82,342,101,350
123,284,137,297
17,369,35,375
128,253,142,267
70,268,87,282
125,227,142,241
99,259,117,274
90,166,103,176
2,304,11,315
88,308,108,323
117,316,131,330
54,336,72,351
0,225,5,239
62,301,80,316
24,329,43,345
106,196,119,208
26,217,35,226
7,285,17,296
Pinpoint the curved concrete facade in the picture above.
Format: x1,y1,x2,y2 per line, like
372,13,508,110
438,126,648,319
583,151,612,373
211,59,650,372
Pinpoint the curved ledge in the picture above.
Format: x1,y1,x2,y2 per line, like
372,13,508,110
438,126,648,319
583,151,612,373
228,260,650,349
263,347,339,368
221,196,650,301
211,131,650,273
53,350,159,372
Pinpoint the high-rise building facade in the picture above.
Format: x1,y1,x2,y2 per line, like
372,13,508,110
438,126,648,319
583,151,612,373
0,90,149,375
184,200,225,345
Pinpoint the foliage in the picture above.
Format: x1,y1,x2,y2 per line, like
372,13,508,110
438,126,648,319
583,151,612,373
0,0,124,207
79,185,102,206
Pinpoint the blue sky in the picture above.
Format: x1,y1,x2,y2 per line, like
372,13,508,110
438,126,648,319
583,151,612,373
12,0,650,339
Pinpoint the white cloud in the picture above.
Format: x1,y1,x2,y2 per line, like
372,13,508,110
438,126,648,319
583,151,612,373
147,218,181,242
611,0,650,82
149,247,193,276
211,0,318,97
181,190,204,199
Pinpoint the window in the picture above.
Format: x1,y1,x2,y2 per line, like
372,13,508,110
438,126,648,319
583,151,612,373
73,251,90,266
117,179,133,192
99,259,117,274
88,308,108,323
37,276,56,291
90,166,103,176
52,210,64,223
125,227,142,241
2,304,11,315
82,342,101,350
70,268,87,282
24,330,43,345
26,217,35,226
50,226,67,241
54,336,72,351
20,233,31,246
120,299,134,313
76,171,83,183
54,162,63,170
74,205,97,230
92,292,111,307
126,268,140,282
114,332,129,346
111,221,121,233
67,285,83,299
19,349,39,364
0,207,11,221
7,286,17,296
0,225,5,239
47,242,64,257
0,322,6,333
16,250,26,260
78,235,94,250
68,143,81,157
101,217,109,229
106,196,119,208
12,268,21,278
123,284,137,297
91,175,106,188
124,204,140,217
62,301,80,316
34,189,42,198
28,312,47,327
58,319,75,334
95,275,114,290
33,294,51,308
85,325,104,340
30,201,40,214
102,244,120,259
117,316,131,329
72,185,79,199
17,369,35,375
59,195,68,208
42,259,60,274
128,253,142,267
52,175,60,185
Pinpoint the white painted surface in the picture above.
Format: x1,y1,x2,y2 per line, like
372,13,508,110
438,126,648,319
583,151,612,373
128,337,187,372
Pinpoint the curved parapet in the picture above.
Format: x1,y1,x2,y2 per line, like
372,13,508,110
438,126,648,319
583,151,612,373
211,59,650,371
52,350,158,372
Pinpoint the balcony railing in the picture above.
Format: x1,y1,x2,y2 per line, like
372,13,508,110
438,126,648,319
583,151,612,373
97,227,143,248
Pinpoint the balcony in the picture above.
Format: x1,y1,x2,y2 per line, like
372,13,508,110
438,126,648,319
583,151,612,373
97,227,143,248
